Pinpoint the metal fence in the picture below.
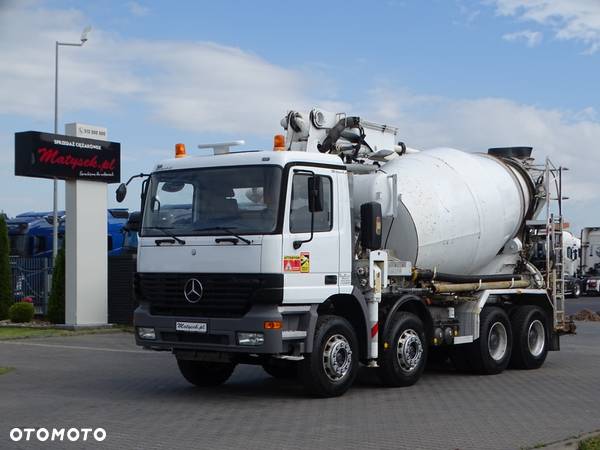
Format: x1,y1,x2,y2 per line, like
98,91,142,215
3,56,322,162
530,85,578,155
9,256,53,315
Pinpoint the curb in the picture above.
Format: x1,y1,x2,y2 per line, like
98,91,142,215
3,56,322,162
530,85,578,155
538,430,600,449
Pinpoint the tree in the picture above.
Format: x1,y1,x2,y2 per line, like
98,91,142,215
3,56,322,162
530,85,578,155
47,245,65,324
0,215,12,319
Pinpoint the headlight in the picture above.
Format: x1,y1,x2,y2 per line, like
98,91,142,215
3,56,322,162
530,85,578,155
137,327,156,340
237,332,264,346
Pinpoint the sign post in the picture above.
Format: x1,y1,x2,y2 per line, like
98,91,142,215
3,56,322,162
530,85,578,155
65,124,110,326
15,128,120,326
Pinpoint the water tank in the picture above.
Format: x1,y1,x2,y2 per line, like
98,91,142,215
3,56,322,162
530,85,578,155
352,148,534,274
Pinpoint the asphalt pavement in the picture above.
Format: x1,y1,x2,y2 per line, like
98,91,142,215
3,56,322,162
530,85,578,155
1,320,600,450
565,295,600,315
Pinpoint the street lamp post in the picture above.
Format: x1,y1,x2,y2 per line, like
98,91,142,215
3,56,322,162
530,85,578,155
52,26,91,261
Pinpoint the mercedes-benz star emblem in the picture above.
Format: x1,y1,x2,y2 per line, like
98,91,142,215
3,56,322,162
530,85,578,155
184,278,203,303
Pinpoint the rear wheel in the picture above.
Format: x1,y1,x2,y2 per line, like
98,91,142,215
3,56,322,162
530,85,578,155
468,306,512,374
509,305,549,370
300,315,359,397
378,312,427,387
177,359,236,387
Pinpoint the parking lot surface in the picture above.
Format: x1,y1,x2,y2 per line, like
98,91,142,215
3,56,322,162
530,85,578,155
566,296,600,315
1,322,600,450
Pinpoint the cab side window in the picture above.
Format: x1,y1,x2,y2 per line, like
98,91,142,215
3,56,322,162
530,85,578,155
289,174,333,233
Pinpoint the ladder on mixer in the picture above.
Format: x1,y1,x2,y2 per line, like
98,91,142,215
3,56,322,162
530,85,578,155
547,214,565,326
542,158,568,330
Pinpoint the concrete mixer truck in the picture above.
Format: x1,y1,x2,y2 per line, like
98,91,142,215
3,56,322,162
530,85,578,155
117,108,575,397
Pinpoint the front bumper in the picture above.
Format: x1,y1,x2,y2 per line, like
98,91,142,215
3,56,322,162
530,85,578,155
134,303,286,354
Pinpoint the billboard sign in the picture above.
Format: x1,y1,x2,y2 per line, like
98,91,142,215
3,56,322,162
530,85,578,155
15,131,120,183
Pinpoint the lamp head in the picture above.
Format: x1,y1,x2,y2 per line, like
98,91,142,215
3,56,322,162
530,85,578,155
80,26,92,43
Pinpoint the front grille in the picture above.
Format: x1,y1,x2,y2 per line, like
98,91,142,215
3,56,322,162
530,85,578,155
161,332,229,345
136,273,282,318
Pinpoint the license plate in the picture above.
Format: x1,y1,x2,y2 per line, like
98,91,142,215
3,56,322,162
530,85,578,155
176,321,208,333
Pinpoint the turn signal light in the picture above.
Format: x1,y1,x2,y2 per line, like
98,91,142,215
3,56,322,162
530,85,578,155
264,321,282,330
273,134,286,151
175,143,187,158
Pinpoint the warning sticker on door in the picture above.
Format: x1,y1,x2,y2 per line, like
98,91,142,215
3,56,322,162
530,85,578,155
283,256,301,272
284,253,310,273
300,252,310,273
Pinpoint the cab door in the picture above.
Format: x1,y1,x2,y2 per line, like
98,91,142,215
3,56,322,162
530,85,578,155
282,167,339,304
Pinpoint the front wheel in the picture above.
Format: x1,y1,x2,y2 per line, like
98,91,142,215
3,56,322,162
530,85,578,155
509,306,549,370
378,312,427,387
300,315,359,397
177,359,236,387
572,282,581,299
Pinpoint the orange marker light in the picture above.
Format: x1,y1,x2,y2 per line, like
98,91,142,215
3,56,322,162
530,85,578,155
175,143,187,158
264,321,282,330
273,134,286,151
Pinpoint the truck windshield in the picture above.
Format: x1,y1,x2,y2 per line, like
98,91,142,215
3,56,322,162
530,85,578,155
141,165,282,237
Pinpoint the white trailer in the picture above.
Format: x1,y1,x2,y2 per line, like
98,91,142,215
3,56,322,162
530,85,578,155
118,108,574,397
563,231,581,278
580,227,600,294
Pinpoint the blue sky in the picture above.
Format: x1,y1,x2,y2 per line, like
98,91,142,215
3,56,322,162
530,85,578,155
1,0,599,231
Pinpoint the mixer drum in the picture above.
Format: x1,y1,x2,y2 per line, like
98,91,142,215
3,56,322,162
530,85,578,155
352,148,533,274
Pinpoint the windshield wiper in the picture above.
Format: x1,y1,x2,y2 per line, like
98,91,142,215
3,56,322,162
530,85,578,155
143,226,186,245
193,226,252,245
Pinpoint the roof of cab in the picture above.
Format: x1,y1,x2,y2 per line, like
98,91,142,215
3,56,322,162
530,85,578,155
152,150,345,172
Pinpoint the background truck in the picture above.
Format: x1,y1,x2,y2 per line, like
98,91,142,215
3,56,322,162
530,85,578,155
580,227,600,294
7,208,131,257
118,108,574,397
562,231,582,297
530,230,581,298
7,208,133,313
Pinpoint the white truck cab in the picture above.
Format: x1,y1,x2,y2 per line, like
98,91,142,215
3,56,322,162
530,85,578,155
134,149,355,351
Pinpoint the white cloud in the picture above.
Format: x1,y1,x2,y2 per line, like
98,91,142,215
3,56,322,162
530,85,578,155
365,87,600,229
127,1,149,17
490,0,600,53
502,29,543,47
0,2,337,135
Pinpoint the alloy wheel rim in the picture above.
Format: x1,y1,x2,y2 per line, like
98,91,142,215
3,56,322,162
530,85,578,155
396,329,423,372
488,322,508,361
322,334,352,382
527,319,545,357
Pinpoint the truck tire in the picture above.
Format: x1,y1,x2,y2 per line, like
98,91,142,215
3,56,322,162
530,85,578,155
299,315,359,397
468,306,512,375
572,282,581,298
509,306,549,370
262,360,298,379
378,312,427,387
176,359,236,387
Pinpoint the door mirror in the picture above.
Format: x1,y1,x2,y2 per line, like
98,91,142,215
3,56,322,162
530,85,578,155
360,202,382,250
124,211,141,233
116,183,127,203
308,176,324,212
